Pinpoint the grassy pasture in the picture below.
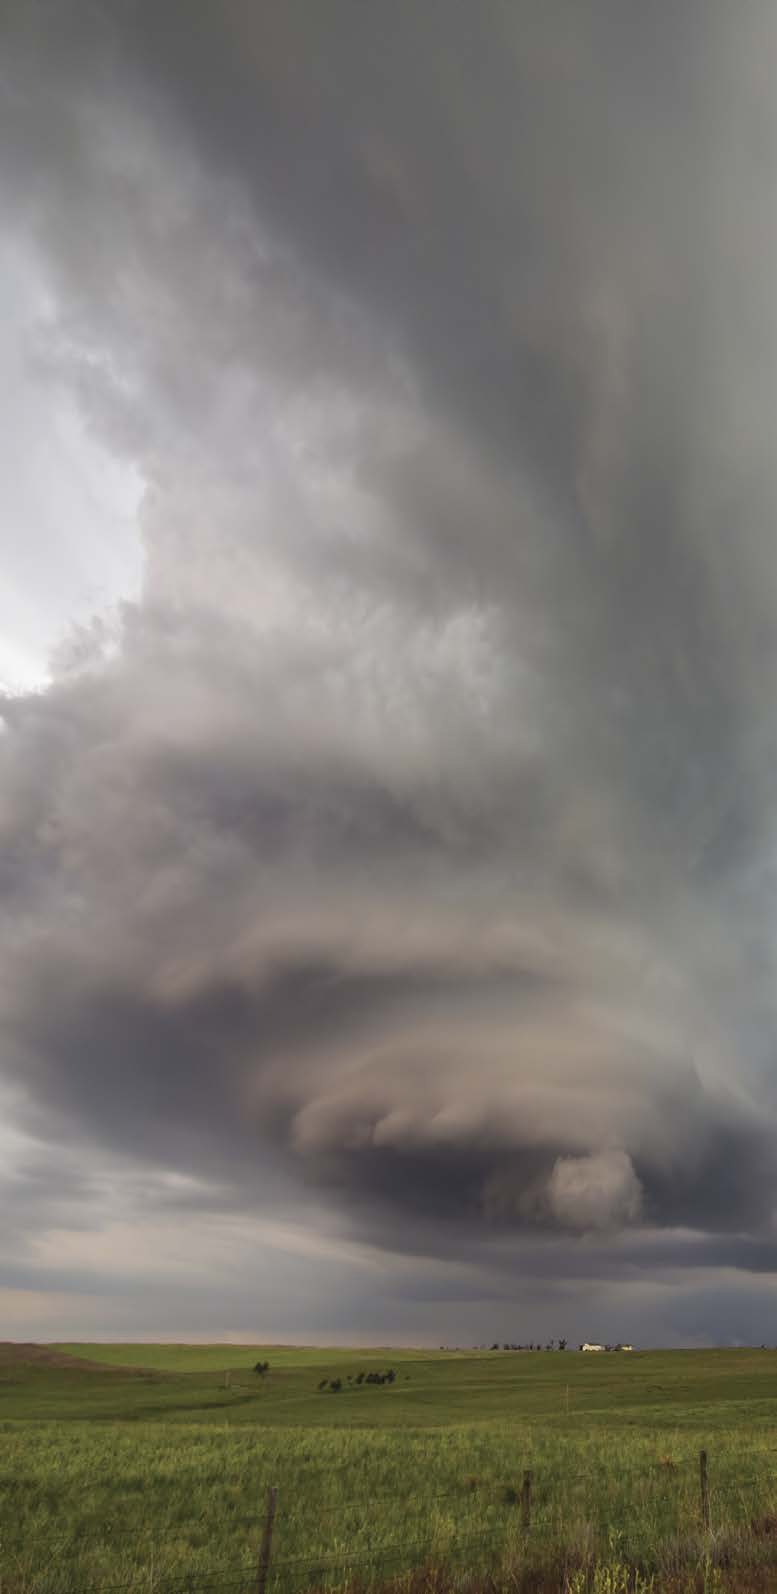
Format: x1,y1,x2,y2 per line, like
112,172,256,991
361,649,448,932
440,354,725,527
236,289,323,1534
3,1344,777,1592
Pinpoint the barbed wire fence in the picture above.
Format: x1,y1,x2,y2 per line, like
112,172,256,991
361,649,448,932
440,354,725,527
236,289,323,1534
4,1452,777,1594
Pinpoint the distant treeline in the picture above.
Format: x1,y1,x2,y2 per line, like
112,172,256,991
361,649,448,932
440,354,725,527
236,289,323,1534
477,1340,569,1352
318,1369,398,1392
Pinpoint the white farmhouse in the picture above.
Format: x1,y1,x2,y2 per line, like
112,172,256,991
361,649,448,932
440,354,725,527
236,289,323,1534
581,1342,604,1352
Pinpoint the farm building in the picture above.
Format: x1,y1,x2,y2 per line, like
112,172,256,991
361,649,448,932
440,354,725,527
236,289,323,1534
581,1342,634,1352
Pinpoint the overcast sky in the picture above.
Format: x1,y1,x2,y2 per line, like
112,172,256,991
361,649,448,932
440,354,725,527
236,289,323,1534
3,1,777,1346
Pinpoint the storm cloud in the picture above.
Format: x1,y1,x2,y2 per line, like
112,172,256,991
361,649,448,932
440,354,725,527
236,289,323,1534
2,0,777,1342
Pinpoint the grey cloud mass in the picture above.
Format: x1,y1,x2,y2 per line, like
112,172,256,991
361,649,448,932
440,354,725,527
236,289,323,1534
2,0,777,1342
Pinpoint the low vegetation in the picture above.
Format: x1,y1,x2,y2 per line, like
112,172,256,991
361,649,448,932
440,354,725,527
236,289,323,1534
3,1343,777,1592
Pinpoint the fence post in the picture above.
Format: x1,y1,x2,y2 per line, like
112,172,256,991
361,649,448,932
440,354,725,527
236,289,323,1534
699,1450,710,1530
258,1485,278,1594
521,1469,532,1530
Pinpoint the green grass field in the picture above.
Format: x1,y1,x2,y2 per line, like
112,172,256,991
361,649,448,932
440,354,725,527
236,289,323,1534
3,1343,777,1593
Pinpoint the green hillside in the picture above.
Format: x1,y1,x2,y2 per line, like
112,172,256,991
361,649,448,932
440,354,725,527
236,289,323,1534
3,1344,777,1592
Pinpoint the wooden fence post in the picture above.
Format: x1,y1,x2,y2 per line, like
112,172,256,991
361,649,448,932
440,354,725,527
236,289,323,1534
521,1469,532,1531
258,1485,278,1594
699,1450,710,1530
